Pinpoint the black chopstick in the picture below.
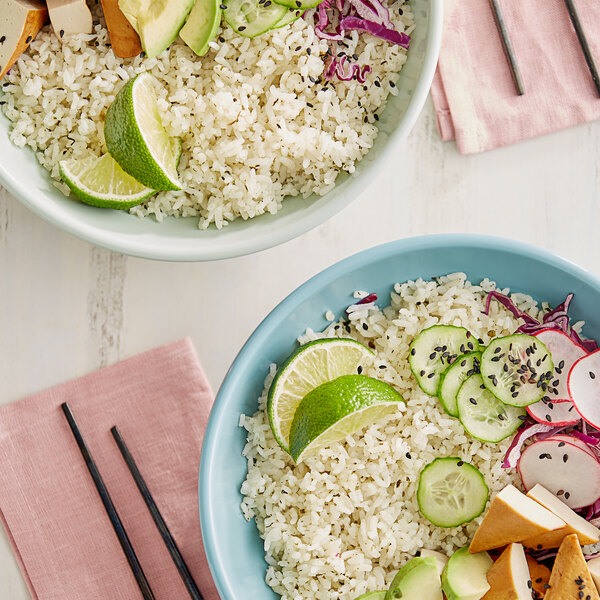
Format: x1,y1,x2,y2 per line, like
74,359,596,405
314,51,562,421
61,403,156,600
111,426,204,600
489,0,525,95
563,0,600,97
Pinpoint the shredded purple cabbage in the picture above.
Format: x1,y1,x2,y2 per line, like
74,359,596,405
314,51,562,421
484,291,598,352
569,429,600,446
356,293,378,305
325,55,372,82
502,422,556,468
307,0,410,82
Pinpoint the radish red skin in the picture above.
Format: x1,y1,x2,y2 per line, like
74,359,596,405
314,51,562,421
568,349,600,429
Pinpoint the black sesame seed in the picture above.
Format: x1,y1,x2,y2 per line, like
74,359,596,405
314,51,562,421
374,80,381,87
457,460,464,466
357,365,363,374
362,323,368,330
537,544,543,549
543,585,550,590
307,48,311,55
295,45,301,51
470,398,477,405
373,114,379,121
545,415,551,422
427,373,435,378
26,36,32,44
306,102,313,108
219,36,225,42
60,30,65,38
429,352,437,360
498,414,505,420
238,25,246,30
536,579,543,584
591,371,596,379
565,491,570,499
363,116,368,123
528,581,533,589
390,81,396,87
406,452,412,459
411,348,416,356
420,370,425,376
563,453,568,462
434,346,443,352
379,365,386,369
0,36,5,44
579,592,584,599
518,415,527,420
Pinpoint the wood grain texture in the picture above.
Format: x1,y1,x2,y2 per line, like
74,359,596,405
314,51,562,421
0,100,599,598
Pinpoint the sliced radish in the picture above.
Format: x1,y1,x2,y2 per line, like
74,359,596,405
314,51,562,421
544,434,598,460
526,398,580,426
533,328,587,398
568,349,600,428
518,438,600,509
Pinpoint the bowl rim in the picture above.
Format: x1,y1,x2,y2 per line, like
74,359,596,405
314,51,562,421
199,233,600,599
0,1,444,262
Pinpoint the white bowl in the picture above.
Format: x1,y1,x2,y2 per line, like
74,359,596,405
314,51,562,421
0,1,443,261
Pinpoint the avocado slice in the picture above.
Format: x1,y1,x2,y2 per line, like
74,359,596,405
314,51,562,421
442,547,493,600
119,0,195,58
179,0,221,56
386,557,442,600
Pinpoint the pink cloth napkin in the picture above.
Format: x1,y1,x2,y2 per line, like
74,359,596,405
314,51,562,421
431,0,600,154
0,338,220,600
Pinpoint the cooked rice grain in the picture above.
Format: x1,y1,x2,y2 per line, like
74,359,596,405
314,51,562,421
240,274,547,600
1,5,413,228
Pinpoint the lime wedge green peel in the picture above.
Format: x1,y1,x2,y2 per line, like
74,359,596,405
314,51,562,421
104,72,182,191
289,374,404,463
267,338,374,453
59,154,155,209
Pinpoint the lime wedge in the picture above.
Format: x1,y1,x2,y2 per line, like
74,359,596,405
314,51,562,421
59,154,155,209
104,72,182,191
288,374,404,463
268,338,374,453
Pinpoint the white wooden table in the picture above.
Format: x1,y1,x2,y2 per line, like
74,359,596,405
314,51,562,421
1,98,599,597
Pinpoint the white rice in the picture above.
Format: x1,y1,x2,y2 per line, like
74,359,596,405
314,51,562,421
0,3,413,229
240,273,548,600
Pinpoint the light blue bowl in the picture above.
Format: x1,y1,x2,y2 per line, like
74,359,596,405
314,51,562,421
199,234,600,600
0,1,442,261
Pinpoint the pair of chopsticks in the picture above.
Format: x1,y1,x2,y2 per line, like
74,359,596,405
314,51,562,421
489,0,600,97
61,402,203,600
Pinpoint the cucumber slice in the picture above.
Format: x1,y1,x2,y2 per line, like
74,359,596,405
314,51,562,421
273,0,321,10
441,548,493,600
409,326,480,396
480,334,554,407
386,557,442,600
457,374,526,443
271,8,302,28
417,457,489,528
224,0,287,37
437,352,482,417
